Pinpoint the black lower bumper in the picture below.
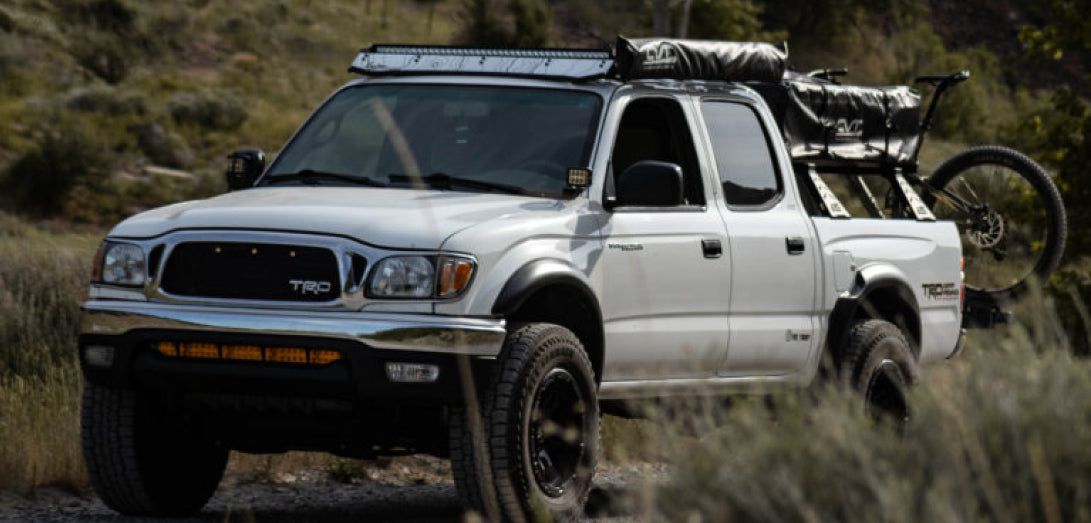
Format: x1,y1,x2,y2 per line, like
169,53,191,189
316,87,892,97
79,330,497,456
80,329,493,405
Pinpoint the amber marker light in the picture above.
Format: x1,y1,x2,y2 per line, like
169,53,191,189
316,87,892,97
437,257,475,298
222,345,263,361
266,347,308,364
309,349,342,365
156,341,178,357
182,342,219,359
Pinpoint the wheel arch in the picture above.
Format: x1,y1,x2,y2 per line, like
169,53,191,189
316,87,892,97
827,267,921,367
492,259,605,384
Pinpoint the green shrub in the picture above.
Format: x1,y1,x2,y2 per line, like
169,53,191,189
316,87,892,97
1046,258,1091,355
2,116,115,217
66,85,146,117
59,0,136,33
168,88,248,131
70,33,132,84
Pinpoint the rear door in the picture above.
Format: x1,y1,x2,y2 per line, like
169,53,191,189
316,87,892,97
697,99,821,376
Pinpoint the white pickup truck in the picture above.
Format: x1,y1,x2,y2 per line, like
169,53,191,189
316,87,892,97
78,41,964,520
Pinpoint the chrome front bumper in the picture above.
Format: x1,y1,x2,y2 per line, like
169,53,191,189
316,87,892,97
80,300,507,356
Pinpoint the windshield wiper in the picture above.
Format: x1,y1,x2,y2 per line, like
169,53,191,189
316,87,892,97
264,169,387,187
388,173,526,195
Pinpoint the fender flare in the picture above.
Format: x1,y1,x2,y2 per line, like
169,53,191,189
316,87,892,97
491,259,601,320
827,266,921,362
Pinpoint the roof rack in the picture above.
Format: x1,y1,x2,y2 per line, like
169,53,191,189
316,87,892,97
349,44,614,80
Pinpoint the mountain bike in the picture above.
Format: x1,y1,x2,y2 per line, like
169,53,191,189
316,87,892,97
809,69,1067,327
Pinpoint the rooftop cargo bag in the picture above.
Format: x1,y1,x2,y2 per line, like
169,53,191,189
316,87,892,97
751,73,922,170
615,36,787,83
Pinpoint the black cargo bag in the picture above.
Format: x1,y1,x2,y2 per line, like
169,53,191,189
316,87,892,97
751,74,921,170
615,36,787,83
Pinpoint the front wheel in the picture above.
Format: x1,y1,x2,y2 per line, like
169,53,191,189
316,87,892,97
450,323,599,522
81,382,228,516
926,146,1066,304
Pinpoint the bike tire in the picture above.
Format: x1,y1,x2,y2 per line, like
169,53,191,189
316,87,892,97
925,145,1066,304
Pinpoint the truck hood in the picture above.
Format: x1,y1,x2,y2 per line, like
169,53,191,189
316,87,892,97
109,186,563,249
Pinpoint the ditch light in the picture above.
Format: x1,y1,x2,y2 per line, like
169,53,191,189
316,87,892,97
155,341,342,365
84,345,116,368
385,362,440,383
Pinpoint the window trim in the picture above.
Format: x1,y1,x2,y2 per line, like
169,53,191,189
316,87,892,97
603,94,710,211
700,98,785,212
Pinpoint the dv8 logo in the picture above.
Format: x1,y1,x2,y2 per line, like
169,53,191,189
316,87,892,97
829,118,864,141
643,43,678,70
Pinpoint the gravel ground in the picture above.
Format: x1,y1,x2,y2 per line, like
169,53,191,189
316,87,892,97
0,457,668,522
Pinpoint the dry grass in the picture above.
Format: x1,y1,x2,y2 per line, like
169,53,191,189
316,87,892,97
0,365,85,493
642,322,1091,522
0,213,97,492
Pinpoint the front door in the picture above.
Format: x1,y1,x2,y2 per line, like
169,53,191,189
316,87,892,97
598,95,731,381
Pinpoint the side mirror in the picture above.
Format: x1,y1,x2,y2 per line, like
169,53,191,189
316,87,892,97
225,148,265,191
612,160,684,207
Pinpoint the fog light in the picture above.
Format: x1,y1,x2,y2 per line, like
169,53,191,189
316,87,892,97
84,345,116,368
385,362,440,383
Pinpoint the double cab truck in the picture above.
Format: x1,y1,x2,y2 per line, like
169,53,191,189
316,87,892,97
78,41,964,520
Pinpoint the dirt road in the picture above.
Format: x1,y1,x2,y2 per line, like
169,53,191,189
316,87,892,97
0,457,664,522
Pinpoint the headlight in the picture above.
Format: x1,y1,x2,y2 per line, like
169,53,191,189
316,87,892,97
96,242,146,286
368,255,475,299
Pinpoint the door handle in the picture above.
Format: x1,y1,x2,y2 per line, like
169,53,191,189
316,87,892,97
786,236,805,255
702,239,722,259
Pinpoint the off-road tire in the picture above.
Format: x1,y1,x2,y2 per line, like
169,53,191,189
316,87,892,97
840,320,919,426
81,381,228,516
450,323,599,522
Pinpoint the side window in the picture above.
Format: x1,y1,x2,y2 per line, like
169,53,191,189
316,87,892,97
611,97,706,206
701,101,782,207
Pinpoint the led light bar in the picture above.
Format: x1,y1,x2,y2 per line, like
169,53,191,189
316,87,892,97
350,44,614,80
155,341,342,365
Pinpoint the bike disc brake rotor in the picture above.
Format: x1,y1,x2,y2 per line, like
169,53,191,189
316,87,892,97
966,207,1004,249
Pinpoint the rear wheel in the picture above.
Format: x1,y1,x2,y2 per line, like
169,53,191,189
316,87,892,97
81,381,228,516
925,146,1066,304
450,323,599,522
840,320,918,426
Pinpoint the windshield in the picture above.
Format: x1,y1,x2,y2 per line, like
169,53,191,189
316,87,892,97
264,84,603,197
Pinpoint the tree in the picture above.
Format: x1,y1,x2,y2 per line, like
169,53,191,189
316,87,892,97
1017,1,1091,257
686,0,785,42
456,0,551,47
648,0,780,41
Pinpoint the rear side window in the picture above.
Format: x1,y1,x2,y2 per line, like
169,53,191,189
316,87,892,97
701,101,781,207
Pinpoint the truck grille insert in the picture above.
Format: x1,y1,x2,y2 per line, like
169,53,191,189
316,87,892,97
160,242,342,302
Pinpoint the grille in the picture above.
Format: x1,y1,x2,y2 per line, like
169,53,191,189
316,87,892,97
160,242,342,302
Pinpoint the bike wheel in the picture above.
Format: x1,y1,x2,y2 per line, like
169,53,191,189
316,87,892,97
925,146,1066,304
